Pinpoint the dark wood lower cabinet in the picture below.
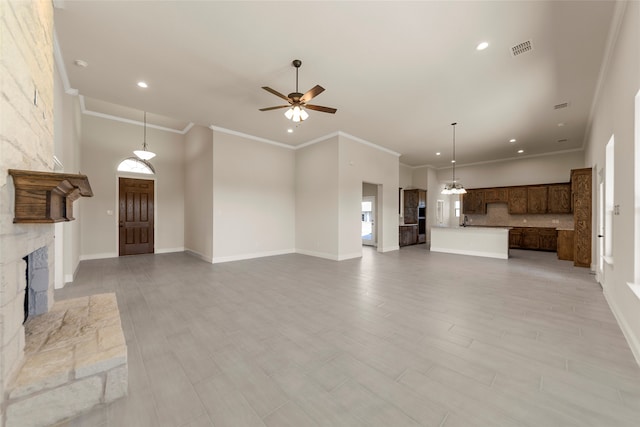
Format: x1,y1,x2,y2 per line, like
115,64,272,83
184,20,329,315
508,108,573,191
557,230,574,260
508,227,557,252
399,225,418,246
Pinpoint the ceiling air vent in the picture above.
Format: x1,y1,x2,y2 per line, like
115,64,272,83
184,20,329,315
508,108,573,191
557,139,568,143
554,102,569,110
511,40,532,57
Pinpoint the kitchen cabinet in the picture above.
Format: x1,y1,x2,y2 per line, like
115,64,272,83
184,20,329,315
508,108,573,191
527,186,548,214
571,168,592,267
522,228,540,249
484,187,508,204
402,189,426,244
509,227,557,251
403,189,419,224
508,228,523,248
538,228,557,251
548,183,571,214
508,187,528,214
557,230,574,260
462,189,486,214
399,225,418,247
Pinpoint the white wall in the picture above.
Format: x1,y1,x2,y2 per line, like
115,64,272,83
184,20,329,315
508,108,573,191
399,163,413,188
437,150,584,189
338,134,400,257
212,130,295,263
295,136,340,259
583,0,640,364
184,125,213,261
54,62,83,284
80,115,185,258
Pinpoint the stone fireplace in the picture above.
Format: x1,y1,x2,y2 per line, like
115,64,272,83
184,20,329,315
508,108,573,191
23,247,50,323
1,3,126,426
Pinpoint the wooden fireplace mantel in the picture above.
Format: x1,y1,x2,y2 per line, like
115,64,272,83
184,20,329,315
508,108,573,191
8,169,93,223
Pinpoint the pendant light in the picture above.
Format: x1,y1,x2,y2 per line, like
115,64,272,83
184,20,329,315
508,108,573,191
441,122,466,195
134,111,156,160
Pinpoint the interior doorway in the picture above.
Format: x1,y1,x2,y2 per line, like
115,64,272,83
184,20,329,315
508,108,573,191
362,182,379,247
362,196,376,246
118,177,155,256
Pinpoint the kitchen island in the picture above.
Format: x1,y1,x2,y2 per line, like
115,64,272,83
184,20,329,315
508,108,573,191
430,226,510,259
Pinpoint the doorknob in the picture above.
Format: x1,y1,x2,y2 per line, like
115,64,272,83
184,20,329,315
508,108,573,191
597,234,604,238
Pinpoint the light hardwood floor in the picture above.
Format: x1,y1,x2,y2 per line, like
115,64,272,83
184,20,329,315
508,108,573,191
55,246,640,426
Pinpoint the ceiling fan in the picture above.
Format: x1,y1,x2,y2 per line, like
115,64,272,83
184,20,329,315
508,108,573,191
260,59,337,122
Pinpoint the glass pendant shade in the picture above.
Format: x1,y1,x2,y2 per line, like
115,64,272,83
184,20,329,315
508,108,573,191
134,149,156,160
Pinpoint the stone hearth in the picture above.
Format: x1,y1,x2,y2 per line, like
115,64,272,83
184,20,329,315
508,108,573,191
4,294,127,427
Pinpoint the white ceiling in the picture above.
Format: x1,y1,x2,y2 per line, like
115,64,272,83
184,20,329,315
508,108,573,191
54,1,616,167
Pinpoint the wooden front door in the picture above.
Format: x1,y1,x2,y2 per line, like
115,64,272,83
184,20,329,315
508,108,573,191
119,178,154,256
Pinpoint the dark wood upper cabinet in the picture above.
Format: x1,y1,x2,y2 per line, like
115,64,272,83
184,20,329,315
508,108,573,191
547,183,571,214
403,189,420,224
508,187,528,214
527,186,548,214
484,187,508,204
462,189,486,214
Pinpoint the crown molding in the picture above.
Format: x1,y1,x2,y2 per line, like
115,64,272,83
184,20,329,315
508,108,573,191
209,126,294,149
53,30,78,96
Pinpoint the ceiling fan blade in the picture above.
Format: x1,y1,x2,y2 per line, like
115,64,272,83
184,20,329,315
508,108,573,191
259,105,290,111
305,104,337,114
262,86,291,102
300,85,325,103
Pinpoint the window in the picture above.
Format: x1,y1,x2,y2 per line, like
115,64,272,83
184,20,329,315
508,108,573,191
454,200,460,218
117,157,155,175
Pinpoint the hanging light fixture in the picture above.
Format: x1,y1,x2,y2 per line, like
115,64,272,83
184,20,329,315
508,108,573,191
134,111,156,160
441,122,466,195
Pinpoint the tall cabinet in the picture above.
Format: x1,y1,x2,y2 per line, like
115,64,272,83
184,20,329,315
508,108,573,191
571,168,592,267
402,189,427,244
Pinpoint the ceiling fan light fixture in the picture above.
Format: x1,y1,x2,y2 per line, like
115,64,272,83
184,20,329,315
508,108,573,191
286,105,308,122
284,108,293,120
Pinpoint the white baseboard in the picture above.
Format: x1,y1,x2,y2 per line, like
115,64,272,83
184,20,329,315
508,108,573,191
295,249,340,261
156,247,185,254
380,245,400,252
604,284,640,367
212,249,295,264
79,252,118,261
337,252,362,261
185,249,214,263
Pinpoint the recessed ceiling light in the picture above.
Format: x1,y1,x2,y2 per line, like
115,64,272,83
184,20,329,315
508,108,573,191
137,81,148,88
73,59,88,68
451,160,456,163
476,41,489,51
517,149,524,154
557,122,565,127
287,128,293,133
509,138,516,143
436,152,441,156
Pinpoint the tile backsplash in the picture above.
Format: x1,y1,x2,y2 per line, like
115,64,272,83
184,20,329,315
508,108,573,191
465,203,574,229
